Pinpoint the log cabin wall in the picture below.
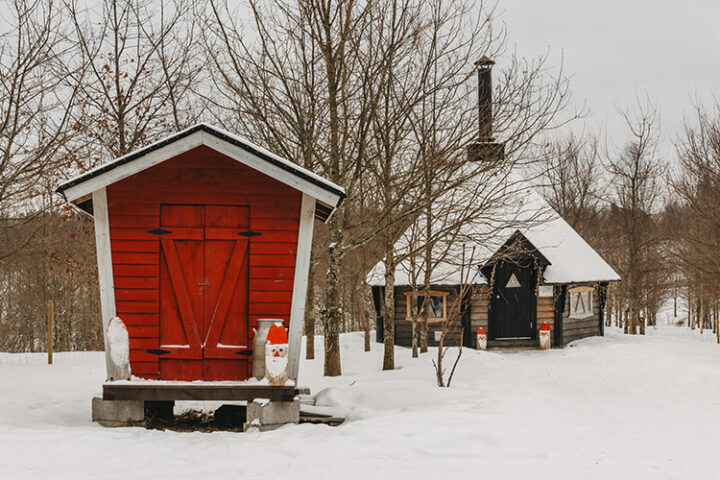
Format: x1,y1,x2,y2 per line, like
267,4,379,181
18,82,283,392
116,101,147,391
537,294,555,335
392,286,464,347
561,283,601,345
469,286,489,335
106,145,301,379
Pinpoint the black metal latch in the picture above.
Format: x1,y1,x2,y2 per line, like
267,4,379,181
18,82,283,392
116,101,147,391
235,350,253,356
146,349,171,355
148,229,172,235
238,231,261,237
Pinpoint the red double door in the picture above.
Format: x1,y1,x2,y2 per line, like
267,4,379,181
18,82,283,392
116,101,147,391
158,205,250,381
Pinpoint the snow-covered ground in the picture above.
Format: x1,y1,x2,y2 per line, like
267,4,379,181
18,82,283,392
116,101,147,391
2,327,720,479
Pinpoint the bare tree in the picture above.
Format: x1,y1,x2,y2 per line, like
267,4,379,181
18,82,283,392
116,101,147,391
201,0,574,374
0,0,83,260
540,132,602,233
605,98,666,335
432,245,475,387
65,0,201,159
672,100,720,342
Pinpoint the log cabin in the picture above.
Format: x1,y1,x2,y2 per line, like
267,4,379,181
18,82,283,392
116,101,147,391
368,58,619,349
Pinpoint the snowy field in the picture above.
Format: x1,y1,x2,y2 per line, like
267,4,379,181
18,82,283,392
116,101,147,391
2,327,720,480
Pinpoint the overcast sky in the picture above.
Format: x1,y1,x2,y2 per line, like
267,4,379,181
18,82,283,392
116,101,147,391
501,0,720,158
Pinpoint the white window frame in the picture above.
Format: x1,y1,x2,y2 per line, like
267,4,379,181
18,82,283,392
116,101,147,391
568,286,594,319
405,290,449,324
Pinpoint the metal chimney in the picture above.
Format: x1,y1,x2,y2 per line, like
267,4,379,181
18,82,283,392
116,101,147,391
467,56,504,163
475,56,495,141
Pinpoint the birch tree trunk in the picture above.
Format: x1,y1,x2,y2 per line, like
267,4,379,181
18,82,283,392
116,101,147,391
383,241,396,370
305,262,315,360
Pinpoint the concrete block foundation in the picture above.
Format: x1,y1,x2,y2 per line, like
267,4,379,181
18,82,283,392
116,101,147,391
244,400,299,431
92,397,145,427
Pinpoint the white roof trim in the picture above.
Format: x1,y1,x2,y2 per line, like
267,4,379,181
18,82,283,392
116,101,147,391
57,124,345,216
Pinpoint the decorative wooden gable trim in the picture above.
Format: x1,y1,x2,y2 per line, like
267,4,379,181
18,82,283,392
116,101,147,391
57,124,345,223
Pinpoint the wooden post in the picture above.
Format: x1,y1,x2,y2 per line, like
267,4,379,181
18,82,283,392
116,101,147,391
47,300,54,364
288,193,315,382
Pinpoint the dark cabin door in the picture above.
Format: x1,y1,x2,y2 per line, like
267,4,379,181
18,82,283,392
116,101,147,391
490,260,537,339
158,205,250,381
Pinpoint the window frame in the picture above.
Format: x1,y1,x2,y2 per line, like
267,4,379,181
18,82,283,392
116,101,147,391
404,290,449,324
568,286,594,319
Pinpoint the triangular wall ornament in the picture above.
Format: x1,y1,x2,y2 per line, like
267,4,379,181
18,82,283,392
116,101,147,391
506,273,521,288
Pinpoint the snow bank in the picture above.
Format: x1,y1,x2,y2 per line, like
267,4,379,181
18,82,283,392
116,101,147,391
1,328,719,479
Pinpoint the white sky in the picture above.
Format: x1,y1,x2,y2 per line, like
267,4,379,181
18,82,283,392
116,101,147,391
501,0,720,158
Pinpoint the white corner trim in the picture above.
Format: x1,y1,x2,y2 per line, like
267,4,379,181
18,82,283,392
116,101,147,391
287,194,316,381
92,188,119,380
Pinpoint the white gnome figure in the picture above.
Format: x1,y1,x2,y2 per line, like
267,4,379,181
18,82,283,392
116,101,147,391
539,322,551,350
265,323,289,385
106,316,131,380
476,327,487,350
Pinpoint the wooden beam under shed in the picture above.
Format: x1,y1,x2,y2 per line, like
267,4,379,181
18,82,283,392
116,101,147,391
103,383,298,402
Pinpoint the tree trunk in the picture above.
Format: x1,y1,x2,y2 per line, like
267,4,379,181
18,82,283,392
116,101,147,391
382,241,396,371
305,262,315,360
323,220,343,376
411,288,418,358
362,281,372,352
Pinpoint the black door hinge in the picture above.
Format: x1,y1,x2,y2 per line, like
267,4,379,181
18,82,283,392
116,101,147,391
238,231,261,237
148,229,172,235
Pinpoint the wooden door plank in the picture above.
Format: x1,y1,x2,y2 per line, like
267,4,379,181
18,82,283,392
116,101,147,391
160,238,203,355
203,239,249,358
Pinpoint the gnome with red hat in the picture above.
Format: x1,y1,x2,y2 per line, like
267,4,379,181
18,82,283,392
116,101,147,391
476,327,487,350
265,323,289,385
539,322,551,350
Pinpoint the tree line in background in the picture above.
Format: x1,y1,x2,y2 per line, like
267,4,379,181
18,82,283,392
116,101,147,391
0,0,718,373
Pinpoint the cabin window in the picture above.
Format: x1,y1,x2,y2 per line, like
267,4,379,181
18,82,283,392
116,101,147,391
404,291,448,323
569,287,593,318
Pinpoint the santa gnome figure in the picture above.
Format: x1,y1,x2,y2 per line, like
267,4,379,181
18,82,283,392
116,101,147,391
539,321,551,350
265,323,289,385
476,327,487,350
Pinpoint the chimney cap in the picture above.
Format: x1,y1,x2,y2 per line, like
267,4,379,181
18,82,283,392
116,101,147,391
475,55,495,67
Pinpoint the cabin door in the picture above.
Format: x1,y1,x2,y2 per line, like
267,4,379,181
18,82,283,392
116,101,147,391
489,260,537,340
158,205,250,381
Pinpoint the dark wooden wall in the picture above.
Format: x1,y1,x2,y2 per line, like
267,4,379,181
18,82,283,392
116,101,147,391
392,286,462,347
374,281,604,349
106,145,301,378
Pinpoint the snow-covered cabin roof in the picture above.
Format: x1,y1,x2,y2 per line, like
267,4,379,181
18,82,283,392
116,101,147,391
56,123,345,223
368,171,620,286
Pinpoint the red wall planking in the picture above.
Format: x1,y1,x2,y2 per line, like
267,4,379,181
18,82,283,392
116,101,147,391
106,145,301,379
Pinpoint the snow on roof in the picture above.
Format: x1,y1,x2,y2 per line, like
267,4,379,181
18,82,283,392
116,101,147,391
368,170,619,287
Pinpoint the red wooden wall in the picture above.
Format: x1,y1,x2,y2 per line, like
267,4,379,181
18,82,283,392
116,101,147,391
106,146,301,379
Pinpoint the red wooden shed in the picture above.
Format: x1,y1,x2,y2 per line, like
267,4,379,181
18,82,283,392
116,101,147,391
58,124,344,383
